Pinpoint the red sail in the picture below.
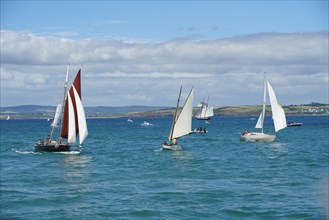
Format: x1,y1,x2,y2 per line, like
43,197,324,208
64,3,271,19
61,69,82,139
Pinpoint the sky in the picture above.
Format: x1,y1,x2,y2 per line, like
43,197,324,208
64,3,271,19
1,1,328,107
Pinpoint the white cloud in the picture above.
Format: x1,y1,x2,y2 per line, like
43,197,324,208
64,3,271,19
24,73,48,85
0,67,14,80
0,30,328,106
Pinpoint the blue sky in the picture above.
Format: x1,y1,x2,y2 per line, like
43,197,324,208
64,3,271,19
1,1,328,107
2,1,327,40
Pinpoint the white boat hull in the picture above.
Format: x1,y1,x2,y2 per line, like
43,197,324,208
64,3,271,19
193,130,208,133
162,143,182,151
240,132,276,142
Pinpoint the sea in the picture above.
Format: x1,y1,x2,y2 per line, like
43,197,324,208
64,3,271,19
1,115,328,220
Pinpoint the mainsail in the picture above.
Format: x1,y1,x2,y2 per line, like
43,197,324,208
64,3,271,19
60,70,88,144
170,87,194,140
267,80,287,132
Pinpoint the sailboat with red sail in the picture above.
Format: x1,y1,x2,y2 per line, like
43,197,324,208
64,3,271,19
35,66,88,152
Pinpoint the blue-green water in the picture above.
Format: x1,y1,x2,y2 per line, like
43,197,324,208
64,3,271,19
1,116,328,219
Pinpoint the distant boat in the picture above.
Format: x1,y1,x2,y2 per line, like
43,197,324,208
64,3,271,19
127,118,133,122
141,121,152,126
195,97,214,120
35,65,88,152
287,122,302,126
240,74,287,142
192,126,208,133
6,115,10,120
162,86,194,150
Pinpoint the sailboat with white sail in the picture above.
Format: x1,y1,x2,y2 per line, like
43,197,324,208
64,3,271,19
195,97,214,120
35,66,88,152
240,75,286,142
162,86,194,150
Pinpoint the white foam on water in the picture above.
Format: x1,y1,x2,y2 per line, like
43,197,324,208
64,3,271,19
154,148,163,153
14,150,39,154
55,151,81,155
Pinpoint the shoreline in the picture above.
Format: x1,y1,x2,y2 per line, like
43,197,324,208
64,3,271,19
1,104,328,120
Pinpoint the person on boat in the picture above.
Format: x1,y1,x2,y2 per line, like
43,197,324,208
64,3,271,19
172,138,177,145
243,130,249,135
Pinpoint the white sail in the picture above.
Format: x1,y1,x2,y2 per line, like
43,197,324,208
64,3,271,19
51,104,62,127
205,106,214,117
266,80,287,132
172,88,194,139
72,85,88,144
195,100,213,119
255,111,264,129
67,93,76,143
200,106,207,117
255,77,267,131
195,99,206,118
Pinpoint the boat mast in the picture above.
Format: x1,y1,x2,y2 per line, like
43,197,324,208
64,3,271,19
58,64,70,140
169,86,182,141
261,73,267,133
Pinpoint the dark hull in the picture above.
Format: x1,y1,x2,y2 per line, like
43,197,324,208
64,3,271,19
34,142,70,152
287,123,302,126
196,117,210,120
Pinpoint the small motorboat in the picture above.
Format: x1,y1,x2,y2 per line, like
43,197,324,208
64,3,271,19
193,127,208,133
287,122,302,126
141,121,152,126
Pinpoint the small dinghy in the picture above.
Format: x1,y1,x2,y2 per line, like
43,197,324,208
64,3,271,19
162,86,194,150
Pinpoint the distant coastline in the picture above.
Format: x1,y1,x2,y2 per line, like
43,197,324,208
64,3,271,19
1,103,328,120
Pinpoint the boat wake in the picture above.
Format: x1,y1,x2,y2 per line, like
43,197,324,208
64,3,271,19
14,150,39,154
55,151,81,155
154,148,163,152
14,149,81,155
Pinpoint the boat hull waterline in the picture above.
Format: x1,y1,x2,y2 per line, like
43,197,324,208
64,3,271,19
240,132,276,142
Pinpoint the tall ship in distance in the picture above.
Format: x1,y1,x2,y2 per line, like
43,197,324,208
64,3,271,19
35,66,88,152
194,97,214,120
